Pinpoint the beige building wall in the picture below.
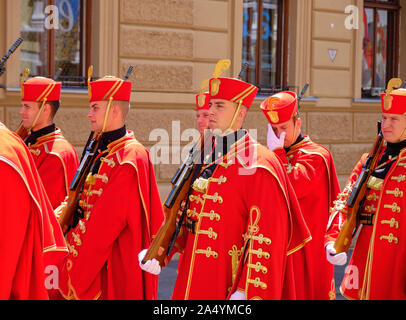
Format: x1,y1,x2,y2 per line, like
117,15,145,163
0,0,405,200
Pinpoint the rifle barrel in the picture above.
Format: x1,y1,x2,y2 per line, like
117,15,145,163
0,37,23,66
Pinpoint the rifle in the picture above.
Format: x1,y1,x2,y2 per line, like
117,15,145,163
334,121,384,253
58,66,99,234
142,131,212,267
58,133,101,234
0,37,23,77
237,63,249,80
16,68,31,140
16,123,30,141
58,65,136,234
298,83,309,101
124,65,134,81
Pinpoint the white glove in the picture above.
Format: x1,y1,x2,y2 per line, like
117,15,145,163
229,290,246,300
326,243,347,265
138,249,161,275
267,124,286,151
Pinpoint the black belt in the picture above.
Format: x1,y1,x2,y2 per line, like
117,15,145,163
359,212,375,225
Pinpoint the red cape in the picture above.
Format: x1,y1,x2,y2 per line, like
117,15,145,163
59,132,164,299
0,123,67,299
27,128,79,209
274,136,341,299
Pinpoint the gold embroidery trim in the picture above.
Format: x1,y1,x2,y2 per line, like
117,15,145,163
228,245,243,284
30,149,41,156
219,161,232,168
88,188,103,197
79,200,93,210
385,188,404,198
247,277,267,289
100,157,116,168
196,227,218,240
95,173,109,183
200,210,220,221
195,247,218,258
329,279,336,300
248,248,270,259
384,203,401,213
189,194,203,204
364,205,377,213
396,162,406,168
186,208,199,218
78,220,87,234
379,233,399,244
381,218,399,229
203,192,223,203
208,175,227,185
391,175,406,183
71,232,82,246
366,193,379,201
247,262,268,274
68,243,78,257
243,233,272,245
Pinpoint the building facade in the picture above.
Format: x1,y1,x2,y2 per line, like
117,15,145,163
1,0,405,198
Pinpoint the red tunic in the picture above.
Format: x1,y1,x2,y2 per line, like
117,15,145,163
0,123,68,299
59,131,164,300
171,132,311,300
27,128,79,209
326,148,406,299
273,136,340,299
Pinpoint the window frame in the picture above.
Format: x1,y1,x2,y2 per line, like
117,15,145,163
362,0,400,98
22,0,92,87
242,0,289,95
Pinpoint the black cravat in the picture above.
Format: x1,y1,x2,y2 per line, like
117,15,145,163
25,123,56,146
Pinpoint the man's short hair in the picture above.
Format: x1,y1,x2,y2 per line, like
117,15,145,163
113,100,130,119
46,100,60,118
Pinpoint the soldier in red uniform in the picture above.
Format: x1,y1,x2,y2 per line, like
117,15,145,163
19,76,79,209
140,60,311,300
261,91,340,299
196,91,210,133
326,79,406,300
0,122,67,299
58,74,164,300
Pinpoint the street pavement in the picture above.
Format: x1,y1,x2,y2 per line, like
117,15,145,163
157,250,353,300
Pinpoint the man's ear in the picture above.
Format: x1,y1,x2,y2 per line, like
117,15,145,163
238,106,247,120
296,117,302,131
110,103,120,118
43,102,52,115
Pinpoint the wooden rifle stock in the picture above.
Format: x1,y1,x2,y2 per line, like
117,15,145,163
334,124,384,253
16,122,29,140
142,132,210,267
142,165,197,267
58,134,100,235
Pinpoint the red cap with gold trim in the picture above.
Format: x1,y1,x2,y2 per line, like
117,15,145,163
209,77,258,109
260,91,298,124
196,92,210,110
89,76,132,102
381,89,406,115
22,77,61,102
380,78,406,114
